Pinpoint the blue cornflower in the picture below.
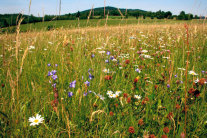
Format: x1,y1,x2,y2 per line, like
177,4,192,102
106,51,111,55
110,56,114,60
105,59,109,63
52,75,58,80
68,92,73,97
89,73,94,80
51,70,57,75
135,68,141,73
84,80,90,86
69,80,76,88
117,59,119,65
48,71,52,76
91,54,95,58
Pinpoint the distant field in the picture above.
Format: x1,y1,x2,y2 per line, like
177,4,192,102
1,18,206,33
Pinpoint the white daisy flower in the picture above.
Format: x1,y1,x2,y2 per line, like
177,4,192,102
134,95,142,100
189,71,198,76
163,57,170,59
103,68,110,73
115,91,122,95
115,93,119,98
178,68,186,71
109,94,116,98
141,50,148,53
98,51,105,54
194,78,199,83
28,114,44,126
28,45,35,50
107,90,113,95
112,58,117,62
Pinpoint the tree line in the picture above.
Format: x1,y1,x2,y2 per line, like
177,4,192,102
0,7,202,28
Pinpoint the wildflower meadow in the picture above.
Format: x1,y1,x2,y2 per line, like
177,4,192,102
0,21,207,137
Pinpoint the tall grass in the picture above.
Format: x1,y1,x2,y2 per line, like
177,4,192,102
0,21,207,137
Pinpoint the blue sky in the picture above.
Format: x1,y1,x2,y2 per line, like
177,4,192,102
0,0,206,16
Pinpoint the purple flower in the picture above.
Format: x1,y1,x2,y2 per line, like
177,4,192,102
91,54,95,58
106,51,111,55
84,92,88,96
68,92,73,97
48,71,52,76
180,81,183,84
51,70,57,75
52,83,56,88
88,90,92,93
47,63,51,67
88,68,91,72
105,59,109,63
202,71,205,74
135,68,141,73
55,64,58,67
69,80,76,88
167,84,170,88
84,80,90,86
175,74,177,78
89,73,94,80
110,56,114,60
52,75,58,80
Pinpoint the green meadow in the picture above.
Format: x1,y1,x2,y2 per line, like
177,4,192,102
0,19,207,137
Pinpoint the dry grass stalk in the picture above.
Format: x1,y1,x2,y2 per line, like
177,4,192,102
61,100,71,138
7,69,16,106
19,47,28,75
90,110,107,122
87,5,94,25
29,0,32,14
184,24,190,135
15,15,24,102
59,0,61,16
104,0,106,18
117,8,124,19
105,11,109,26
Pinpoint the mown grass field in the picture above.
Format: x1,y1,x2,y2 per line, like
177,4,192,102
0,19,207,137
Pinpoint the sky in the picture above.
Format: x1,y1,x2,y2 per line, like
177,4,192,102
0,0,207,16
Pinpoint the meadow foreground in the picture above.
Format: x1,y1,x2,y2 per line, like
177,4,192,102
0,23,207,137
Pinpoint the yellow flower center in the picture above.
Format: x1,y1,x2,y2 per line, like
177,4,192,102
34,119,39,123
